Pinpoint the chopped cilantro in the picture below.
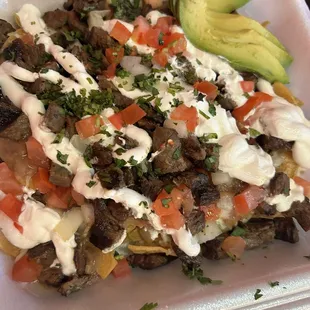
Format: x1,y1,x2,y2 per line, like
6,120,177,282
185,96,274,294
193,88,199,96
197,92,205,101
139,201,148,207
116,68,130,79
133,73,159,95
86,180,97,188
196,58,202,65
199,109,210,120
115,148,126,155
140,302,158,310
167,82,184,96
254,289,263,300
158,32,164,46
172,147,181,160
283,186,290,196
164,184,175,194
100,126,112,137
141,53,153,66
249,128,261,138
52,130,65,144
171,98,182,108
269,281,279,288
244,92,251,99
198,133,218,143
231,226,246,237
115,158,127,168
204,155,217,170
128,156,138,166
111,0,141,22
62,30,82,42
40,68,49,74
208,102,216,116
31,21,36,25
161,198,172,208
86,77,93,85
56,150,69,165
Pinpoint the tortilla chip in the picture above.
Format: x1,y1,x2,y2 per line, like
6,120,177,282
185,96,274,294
0,231,20,257
273,82,304,107
128,244,176,256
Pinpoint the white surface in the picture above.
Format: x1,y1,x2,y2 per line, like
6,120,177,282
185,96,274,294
0,0,310,309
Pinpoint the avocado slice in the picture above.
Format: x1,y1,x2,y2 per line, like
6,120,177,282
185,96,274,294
206,0,250,13
172,0,290,83
206,11,288,51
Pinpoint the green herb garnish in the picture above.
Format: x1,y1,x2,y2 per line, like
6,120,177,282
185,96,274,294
254,289,263,300
140,302,158,310
161,198,172,208
231,226,246,237
128,156,138,166
56,150,68,165
139,201,148,207
52,130,65,144
249,128,261,138
86,180,97,188
208,102,216,116
115,148,126,155
199,109,210,120
116,68,130,79
269,281,279,288
172,147,181,160
158,32,164,46
164,184,174,194
115,158,127,168
204,155,217,170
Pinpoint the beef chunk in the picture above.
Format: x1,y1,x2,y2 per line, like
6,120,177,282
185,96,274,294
87,27,118,50
67,10,88,35
256,135,293,153
98,75,118,91
201,235,227,260
0,95,21,131
216,93,236,111
274,217,299,243
97,165,135,189
28,242,57,268
136,118,158,133
181,135,206,161
74,234,87,276
49,163,73,187
186,209,205,235
87,142,113,168
242,220,275,249
152,127,191,175
3,39,50,72
44,102,66,133
107,200,130,223
50,30,71,48
26,78,50,95
255,201,277,216
175,56,198,85
43,9,68,29
172,242,202,268
38,267,65,287
90,199,125,250
64,0,108,12
140,177,164,201
269,172,290,196
0,19,14,47
284,199,310,231
240,72,258,84
32,191,46,204
65,116,78,138
143,105,165,125
127,254,173,270
58,274,99,296
112,91,134,109
0,114,31,141
115,135,138,150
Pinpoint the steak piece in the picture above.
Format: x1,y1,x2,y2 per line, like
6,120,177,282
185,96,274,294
152,127,191,175
127,254,173,270
175,55,198,85
274,217,299,243
64,0,108,12
181,135,206,161
107,200,130,223
0,94,21,131
38,267,65,287
0,114,31,141
65,116,78,138
136,118,158,133
186,209,205,236
90,199,126,251
140,177,164,201
172,242,202,268
284,198,310,231
74,234,87,276
269,172,290,196
256,135,293,153
255,201,277,216
216,93,236,111
112,91,134,109
98,75,118,91
44,102,66,133
201,234,227,260
88,142,113,168
49,163,73,187
28,242,57,268
0,19,14,47
43,9,68,29
58,274,99,296
87,27,118,50
67,10,88,35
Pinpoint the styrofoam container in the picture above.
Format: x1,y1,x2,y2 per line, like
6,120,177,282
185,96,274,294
0,0,310,309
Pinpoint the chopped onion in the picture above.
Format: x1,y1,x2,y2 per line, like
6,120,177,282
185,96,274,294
70,134,88,153
53,208,84,241
88,10,112,29
164,119,188,138
211,172,232,185
121,56,151,76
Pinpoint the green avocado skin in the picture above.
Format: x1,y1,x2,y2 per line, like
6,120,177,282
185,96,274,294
206,0,250,13
176,0,291,83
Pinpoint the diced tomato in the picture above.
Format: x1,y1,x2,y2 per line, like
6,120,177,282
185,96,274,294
200,204,221,221
232,92,273,123
121,103,147,125
152,50,168,67
152,197,177,217
178,185,195,215
294,176,310,198
46,187,73,209
108,113,124,130
163,33,187,56
170,187,184,209
112,258,131,278
0,163,23,195
12,255,42,283
160,211,185,230
21,33,34,45
131,16,151,45
233,185,266,215
71,188,85,206
194,81,218,101
146,28,164,49
75,115,104,139
32,168,56,194
240,81,255,93
221,236,246,259
104,63,117,79
105,47,124,64
170,104,198,132
154,16,174,34
110,21,132,45
0,194,23,222
26,137,49,169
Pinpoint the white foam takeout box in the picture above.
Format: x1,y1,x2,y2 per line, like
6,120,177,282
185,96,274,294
0,0,310,309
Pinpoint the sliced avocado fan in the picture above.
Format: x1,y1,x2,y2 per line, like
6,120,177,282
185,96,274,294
169,0,293,83
206,0,250,13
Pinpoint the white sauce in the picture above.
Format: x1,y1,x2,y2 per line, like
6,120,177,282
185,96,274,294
266,179,304,212
219,134,275,186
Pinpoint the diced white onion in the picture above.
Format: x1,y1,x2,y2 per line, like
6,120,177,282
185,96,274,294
164,119,188,138
121,56,151,76
211,172,232,185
